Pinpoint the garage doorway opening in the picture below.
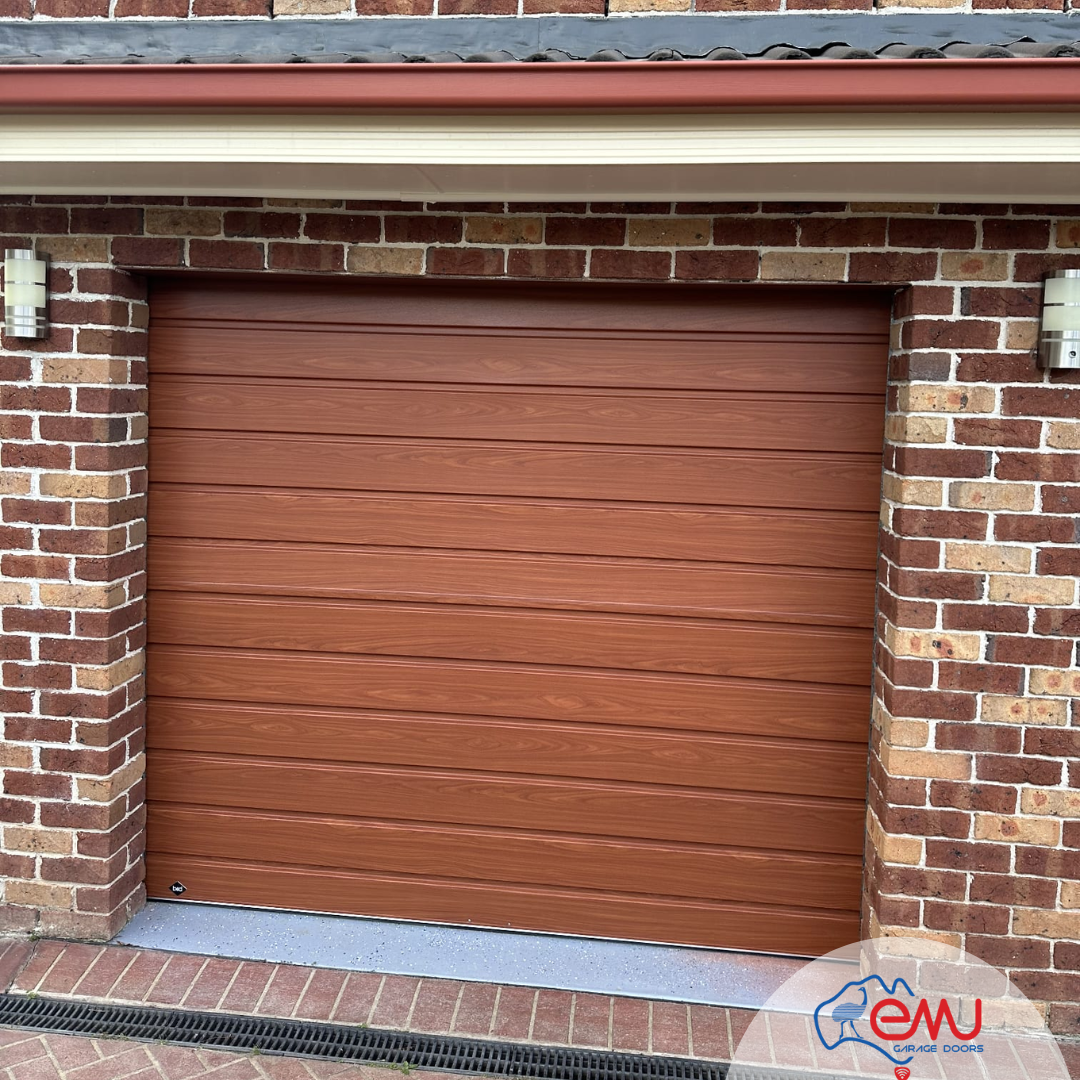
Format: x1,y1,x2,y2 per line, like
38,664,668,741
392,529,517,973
144,276,892,959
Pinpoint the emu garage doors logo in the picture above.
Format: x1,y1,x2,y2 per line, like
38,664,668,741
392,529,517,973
814,974,982,1067
728,938,1068,1080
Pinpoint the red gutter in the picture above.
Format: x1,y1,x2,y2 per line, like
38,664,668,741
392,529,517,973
0,58,1079,114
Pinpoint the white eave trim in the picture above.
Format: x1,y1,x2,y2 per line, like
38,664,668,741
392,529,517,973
1,112,1078,203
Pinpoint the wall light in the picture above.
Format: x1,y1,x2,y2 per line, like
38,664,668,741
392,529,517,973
1038,269,1080,371
3,248,49,339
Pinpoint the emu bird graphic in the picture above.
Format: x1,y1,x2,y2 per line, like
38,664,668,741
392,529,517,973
830,987,868,1041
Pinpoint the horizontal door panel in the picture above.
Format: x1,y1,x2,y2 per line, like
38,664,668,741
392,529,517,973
147,805,863,910
147,540,875,627
149,434,883,511
151,326,889,395
144,853,860,955
150,376,885,453
146,646,871,742
149,488,879,571
149,278,893,339
147,700,870,797
148,594,875,685
147,752,865,854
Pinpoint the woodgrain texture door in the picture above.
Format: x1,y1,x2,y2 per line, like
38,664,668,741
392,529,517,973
145,277,891,956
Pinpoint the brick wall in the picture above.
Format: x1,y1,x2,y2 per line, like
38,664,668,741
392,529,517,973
0,0,1064,20
1,195,1078,1030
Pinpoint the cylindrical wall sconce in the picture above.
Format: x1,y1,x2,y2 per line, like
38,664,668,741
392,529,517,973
4,248,49,339
1038,269,1080,371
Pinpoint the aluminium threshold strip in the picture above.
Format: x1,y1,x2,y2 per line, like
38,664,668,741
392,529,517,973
0,993,728,1080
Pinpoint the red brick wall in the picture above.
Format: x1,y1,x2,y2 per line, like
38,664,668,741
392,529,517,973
1,196,1078,1031
0,0,1064,19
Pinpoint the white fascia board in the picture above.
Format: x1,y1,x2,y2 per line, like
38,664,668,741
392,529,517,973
0,113,1078,202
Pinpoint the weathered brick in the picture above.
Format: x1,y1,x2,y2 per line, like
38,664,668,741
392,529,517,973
884,414,948,444
974,814,1060,846
590,250,671,280
955,418,1043,449
930,779,1015,814
884,688,976,722
936,722,1020,754
893,447,990,479
989,635,1074,667
944,543,1030,574
962,285,1040,318
1003,386,1080,419
924,900,1010,935
891,567,984,601
989,575,1075,606
981,695,1068,726
886,629,981,661
428,248,505,277
942,603,1029,633
880,746,971,781
996,514,1077,544
977,754,1062,786
849,250,937,282
898,385,995,414
713,217,796,247
188,240,265,271
674,250,758,281
949,482,1035,511
626,218,708,247
507,248,587,279
760,251,846,281
938,252,1010,281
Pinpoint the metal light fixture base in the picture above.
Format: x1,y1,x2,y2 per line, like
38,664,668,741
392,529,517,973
1038,330,1080,371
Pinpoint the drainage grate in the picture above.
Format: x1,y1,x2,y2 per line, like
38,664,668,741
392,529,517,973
0,994,727,1080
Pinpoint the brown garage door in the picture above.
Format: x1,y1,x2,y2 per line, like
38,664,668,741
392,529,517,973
145,278,890,956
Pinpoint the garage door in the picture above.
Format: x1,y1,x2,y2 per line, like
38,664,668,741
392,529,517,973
145,278,890,956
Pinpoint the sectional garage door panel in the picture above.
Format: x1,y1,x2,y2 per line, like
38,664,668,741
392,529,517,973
146,279,890,956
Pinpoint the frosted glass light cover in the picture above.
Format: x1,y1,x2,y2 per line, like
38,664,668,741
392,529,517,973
4,249,49,339
1044,275,1080,305
1041,304,1080,332
5,280,47,307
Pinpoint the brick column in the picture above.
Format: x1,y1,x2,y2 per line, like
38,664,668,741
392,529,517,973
867,241,1080,1036
1,243,147,940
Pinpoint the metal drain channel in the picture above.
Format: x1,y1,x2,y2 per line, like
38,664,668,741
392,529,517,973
0,994,727,1080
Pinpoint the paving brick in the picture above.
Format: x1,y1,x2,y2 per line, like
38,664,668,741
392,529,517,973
65,1046,151,1080
12,941,69,992
451,981,498,1036
255,965,315,1018
144,954,209,1007
532,989,573,1045
293,968,348,1022
108,950,170,1003
219,961,276,1014
408,978,462,1033
0,1036,50,1070
570,993,611,1049
688,1005,729,1060
43,1036,103,1073
180,957,242,1012
370,974,420,1029
492,985,536,1041
650,1001,690,1056
10,1049,65,1080
329,971,383,1025
0,939,34,992
38,944,106,996
611,997,650,1053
